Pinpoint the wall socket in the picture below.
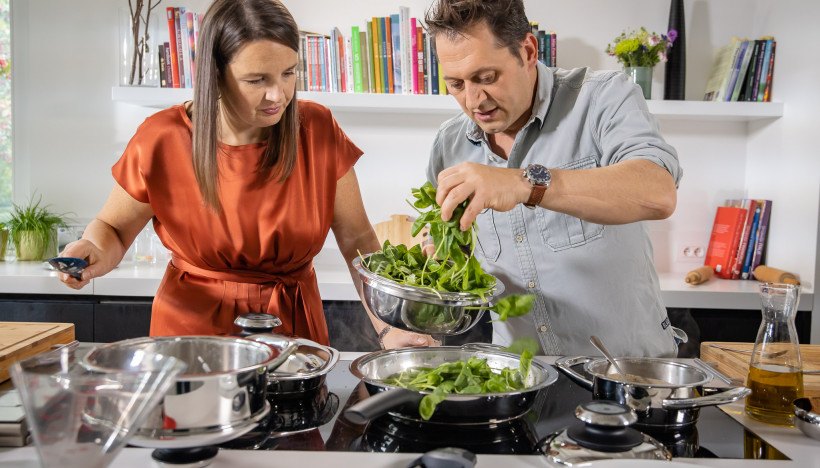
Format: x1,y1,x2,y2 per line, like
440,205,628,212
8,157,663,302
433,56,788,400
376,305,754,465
675,244,706,263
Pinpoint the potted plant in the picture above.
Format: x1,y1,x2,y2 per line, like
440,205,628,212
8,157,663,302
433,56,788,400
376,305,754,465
605,27,676,99
6,196,67,261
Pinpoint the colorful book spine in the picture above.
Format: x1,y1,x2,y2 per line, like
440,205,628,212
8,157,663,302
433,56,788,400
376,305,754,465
174,8,188,88
756,39,773,101
382,17,394,93
158,44,167,88
741,206,761,279
360,30,372,93
438,61,447,95
410,18,418,94
399,7,412,94
704,206,747,279
165,8,180,88
724,40,748,101
379,17,390,93
186,11,197,86
763,40,776,102
429,38,439,95
416,26,425,94
370,19,381,93
163,42,172,88
390,14,402,94
750,200,773,277
730,199,756,279
351,26,363,93
550,32,557,67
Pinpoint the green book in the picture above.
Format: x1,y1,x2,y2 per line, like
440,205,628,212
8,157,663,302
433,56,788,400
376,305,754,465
351,26,363,93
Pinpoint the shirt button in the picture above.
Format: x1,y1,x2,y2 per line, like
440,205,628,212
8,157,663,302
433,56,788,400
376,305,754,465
539,325,548,333
515,235,524,243
527,280,536,289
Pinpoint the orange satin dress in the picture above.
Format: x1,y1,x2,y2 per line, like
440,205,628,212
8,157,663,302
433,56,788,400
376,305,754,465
112,100,362,345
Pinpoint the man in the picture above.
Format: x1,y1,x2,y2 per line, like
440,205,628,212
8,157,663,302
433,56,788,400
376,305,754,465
425,0,683,357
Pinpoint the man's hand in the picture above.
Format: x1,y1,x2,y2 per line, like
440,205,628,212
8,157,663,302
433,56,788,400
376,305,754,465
57,240,106,290
380,327,440,349
436,162,531,230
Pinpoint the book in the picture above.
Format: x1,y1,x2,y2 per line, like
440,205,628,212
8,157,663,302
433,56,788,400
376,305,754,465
186,11,197,86
550,32,557,67
756,39,774,101
410,17,418,94
738,39,761,102
750,39,768,101
763,40,777,102
174,8,187,88
703,37,741,101
383,17,394,93
729,199,756,279
165,7,180,88
741,205,762,279
370,19,381,93
390,14,402,94
351,26,363,93
360,30,372,93
163,42,173,89
750,200,773,277
158,44,167,88
730,40,754,101
416,25,425,94
429,38,439,95
0,433,30,447
723,40,748,101
704,206,747,279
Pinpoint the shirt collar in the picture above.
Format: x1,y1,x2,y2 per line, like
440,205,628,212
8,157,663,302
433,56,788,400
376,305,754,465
465,61,554,144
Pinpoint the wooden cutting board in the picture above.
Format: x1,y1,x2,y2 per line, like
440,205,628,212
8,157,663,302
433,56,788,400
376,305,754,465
701,341,820,398
0,322,75,383
373,214,428,247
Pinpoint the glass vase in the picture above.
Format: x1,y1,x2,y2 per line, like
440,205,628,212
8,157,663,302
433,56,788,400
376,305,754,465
119,7,160,87
624,66,653,100
745,282,803,426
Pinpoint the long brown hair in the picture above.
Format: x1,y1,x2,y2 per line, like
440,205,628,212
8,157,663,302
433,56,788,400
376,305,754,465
193,0,300,211
425,0,530,64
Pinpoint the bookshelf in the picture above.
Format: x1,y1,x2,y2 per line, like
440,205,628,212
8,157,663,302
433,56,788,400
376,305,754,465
111,87,784,121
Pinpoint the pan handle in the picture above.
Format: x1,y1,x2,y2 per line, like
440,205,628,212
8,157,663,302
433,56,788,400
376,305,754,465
343,388,421,425
554,356,595,390
662,386,751,409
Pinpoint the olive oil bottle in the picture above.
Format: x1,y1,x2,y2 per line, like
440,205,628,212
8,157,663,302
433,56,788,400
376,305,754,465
745,283,803,426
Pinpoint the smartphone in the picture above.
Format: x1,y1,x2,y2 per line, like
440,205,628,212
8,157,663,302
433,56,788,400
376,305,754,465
47,257,89,281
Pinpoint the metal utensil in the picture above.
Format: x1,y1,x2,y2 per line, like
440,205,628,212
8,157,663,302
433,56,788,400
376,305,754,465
589,335,627,378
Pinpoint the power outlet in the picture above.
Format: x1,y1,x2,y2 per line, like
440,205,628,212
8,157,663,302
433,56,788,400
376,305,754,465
674,243,706,263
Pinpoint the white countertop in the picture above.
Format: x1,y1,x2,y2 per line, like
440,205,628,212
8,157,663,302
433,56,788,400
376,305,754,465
0,252,814,311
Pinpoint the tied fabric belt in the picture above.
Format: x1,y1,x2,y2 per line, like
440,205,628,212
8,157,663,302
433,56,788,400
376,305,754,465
171,255,317,339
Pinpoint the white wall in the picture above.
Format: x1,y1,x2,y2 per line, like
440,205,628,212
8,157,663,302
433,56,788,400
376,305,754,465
11,0,819,288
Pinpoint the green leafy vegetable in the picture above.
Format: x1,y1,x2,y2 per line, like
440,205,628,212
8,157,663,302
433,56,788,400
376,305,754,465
384,356,533,420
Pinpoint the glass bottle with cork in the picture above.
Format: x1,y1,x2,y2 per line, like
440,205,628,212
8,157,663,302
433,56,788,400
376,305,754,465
745,282,803,425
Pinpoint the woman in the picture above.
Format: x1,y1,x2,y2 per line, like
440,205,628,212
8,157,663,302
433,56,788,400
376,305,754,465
59,0,433,349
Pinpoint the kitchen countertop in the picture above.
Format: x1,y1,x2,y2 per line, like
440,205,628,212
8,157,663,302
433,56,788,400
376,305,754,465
0,353,818,467
0,251,814,311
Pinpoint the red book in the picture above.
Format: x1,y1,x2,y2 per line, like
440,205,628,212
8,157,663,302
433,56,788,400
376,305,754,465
704,206,747,279
166,7,180,88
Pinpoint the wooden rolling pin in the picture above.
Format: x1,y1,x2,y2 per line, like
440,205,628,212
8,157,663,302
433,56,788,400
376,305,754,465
753,265,800,285
685,266,714,285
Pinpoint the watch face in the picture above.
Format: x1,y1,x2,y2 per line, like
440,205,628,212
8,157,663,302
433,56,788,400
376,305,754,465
527,164,551,186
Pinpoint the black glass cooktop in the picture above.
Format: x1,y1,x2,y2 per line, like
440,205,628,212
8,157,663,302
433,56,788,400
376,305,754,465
213,360,789,461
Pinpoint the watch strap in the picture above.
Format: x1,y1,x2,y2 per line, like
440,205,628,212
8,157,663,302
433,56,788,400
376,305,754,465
524,184,547,208
377,325,392,348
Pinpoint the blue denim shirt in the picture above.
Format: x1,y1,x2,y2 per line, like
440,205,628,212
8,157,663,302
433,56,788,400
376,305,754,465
427,63,683,357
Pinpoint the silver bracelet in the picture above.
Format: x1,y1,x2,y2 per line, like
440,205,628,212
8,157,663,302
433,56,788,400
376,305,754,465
377,325,392,348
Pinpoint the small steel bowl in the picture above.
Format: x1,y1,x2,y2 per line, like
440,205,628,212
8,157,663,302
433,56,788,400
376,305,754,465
794,397,820,441
352,254,505,336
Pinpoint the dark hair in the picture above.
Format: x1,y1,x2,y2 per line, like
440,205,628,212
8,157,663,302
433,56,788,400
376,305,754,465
425,0,531,61
193,0,300,211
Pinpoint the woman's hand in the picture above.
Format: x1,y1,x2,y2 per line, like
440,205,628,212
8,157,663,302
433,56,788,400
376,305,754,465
57,239,106,290
379,326,440,349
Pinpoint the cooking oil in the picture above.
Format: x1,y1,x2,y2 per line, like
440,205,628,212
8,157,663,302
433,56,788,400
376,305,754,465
745,364,803,426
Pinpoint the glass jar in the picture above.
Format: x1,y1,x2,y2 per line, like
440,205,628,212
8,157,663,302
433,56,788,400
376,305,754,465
745,282,803,425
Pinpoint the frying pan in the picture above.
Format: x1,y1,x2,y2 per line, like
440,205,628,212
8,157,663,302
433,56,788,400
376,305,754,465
344,344,558,424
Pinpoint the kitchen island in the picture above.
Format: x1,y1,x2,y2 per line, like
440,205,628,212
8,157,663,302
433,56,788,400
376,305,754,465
0,353,817,468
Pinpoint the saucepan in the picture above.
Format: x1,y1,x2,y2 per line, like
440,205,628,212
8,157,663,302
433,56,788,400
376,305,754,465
555,356,750,431
82,335,295,448
344,344,559,424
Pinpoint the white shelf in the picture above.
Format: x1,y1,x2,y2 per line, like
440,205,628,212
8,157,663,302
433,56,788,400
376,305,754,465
111,87,784,120
657,273,813,311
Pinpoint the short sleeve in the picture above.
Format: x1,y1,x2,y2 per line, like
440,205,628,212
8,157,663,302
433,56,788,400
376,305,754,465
112,131,151,203
591,73,683,186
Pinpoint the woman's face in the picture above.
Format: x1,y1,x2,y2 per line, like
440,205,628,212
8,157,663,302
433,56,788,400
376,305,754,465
219,39,298,135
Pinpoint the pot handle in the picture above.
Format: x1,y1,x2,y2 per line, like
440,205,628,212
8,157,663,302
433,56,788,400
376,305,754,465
449,310,486,336
245,334,299,372
344,388,421,425
554,356,595,390
662,386,751,410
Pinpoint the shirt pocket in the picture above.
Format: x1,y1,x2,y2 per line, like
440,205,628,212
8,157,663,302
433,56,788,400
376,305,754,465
535,156,605,252
475,208,501,262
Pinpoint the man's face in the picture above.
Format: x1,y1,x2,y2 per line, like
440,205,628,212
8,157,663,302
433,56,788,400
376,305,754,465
436,22,538,137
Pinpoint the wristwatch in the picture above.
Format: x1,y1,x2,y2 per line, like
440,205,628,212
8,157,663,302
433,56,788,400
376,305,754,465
523,164,552,209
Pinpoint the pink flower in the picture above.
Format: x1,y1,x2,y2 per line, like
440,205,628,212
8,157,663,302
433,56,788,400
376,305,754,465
648,35,660,46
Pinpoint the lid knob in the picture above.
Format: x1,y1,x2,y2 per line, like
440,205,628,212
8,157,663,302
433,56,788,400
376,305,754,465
566,401,643,452
234,313,282,336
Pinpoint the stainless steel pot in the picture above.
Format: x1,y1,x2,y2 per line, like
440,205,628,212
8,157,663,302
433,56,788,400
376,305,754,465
352,255,505,336
246,335,340,395
82,335,293,448
555,356,751,431
345,344,558,424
